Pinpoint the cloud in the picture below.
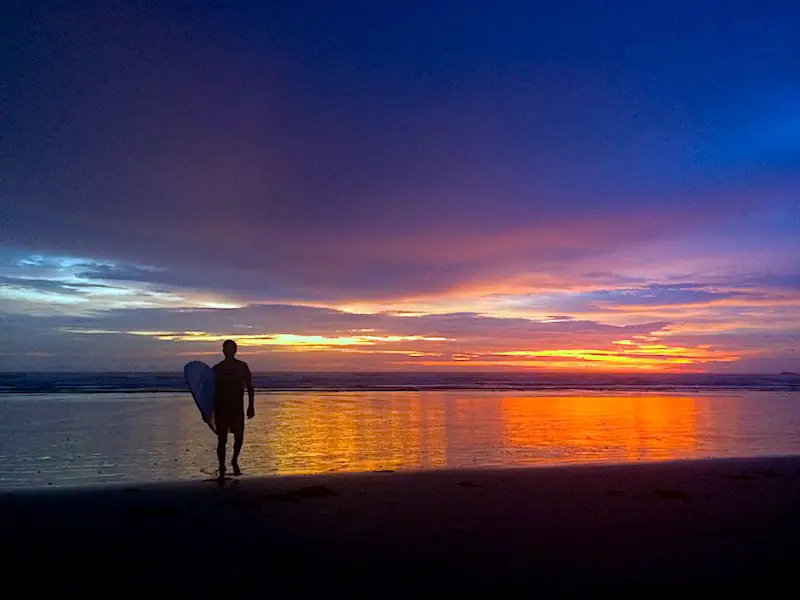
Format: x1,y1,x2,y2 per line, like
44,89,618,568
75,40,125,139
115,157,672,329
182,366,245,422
74,264,167,283
0,276,115,293
520,282,800,317
0,302,742,372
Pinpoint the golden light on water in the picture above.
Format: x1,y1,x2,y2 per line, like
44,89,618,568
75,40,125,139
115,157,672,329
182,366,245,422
501,395,699,461
242,392,708,475
260,393,449,473
8,390,800,487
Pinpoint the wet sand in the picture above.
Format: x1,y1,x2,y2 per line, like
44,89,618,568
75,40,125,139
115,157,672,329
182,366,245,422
3,456,800,594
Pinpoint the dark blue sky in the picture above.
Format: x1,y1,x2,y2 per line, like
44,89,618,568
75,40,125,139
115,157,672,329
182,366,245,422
1,1,798,371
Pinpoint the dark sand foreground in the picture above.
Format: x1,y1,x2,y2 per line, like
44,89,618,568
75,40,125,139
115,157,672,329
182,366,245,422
3,457,800,594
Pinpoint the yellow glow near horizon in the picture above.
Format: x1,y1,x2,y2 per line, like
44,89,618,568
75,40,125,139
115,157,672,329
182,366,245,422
149,332,451,346
427,339,741,371
61,324,741,372
417,358,698,371
409,336,742,371
63,325,741,371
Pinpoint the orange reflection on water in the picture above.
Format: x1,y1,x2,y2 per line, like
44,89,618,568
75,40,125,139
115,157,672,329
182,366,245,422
261,393,450,474
9,391,799,488
247,392,704,474
501,394,699,463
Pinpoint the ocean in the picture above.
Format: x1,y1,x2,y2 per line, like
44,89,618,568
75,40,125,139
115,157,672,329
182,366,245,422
1,372,799,489
3,371,799,394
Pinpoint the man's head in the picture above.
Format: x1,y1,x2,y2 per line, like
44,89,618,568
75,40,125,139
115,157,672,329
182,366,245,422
222,339,238,358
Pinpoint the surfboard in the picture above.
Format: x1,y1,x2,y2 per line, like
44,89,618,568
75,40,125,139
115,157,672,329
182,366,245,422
184,361,217,433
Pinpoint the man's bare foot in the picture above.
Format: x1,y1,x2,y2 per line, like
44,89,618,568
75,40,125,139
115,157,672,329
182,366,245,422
232,462,242,476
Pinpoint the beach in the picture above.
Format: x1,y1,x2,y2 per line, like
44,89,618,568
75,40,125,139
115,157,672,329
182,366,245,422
4,456,799,594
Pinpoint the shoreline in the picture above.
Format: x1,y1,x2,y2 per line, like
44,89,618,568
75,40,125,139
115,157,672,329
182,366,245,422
4,386,799,396
4,455,800,593
4,451,800,493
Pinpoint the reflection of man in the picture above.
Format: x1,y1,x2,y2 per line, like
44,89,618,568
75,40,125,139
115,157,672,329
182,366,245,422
213,340,255,478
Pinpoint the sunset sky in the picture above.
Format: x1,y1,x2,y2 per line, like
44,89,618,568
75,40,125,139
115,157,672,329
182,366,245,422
1,1,798,372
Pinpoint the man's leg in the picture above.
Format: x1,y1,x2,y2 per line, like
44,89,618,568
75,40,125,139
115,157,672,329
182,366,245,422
231,413,244,476
216,429,228,477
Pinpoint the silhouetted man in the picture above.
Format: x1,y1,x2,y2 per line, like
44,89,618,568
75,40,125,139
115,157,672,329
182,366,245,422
213,340,254,477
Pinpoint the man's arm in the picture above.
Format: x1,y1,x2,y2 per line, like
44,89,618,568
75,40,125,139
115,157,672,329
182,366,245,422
245,364,255,418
